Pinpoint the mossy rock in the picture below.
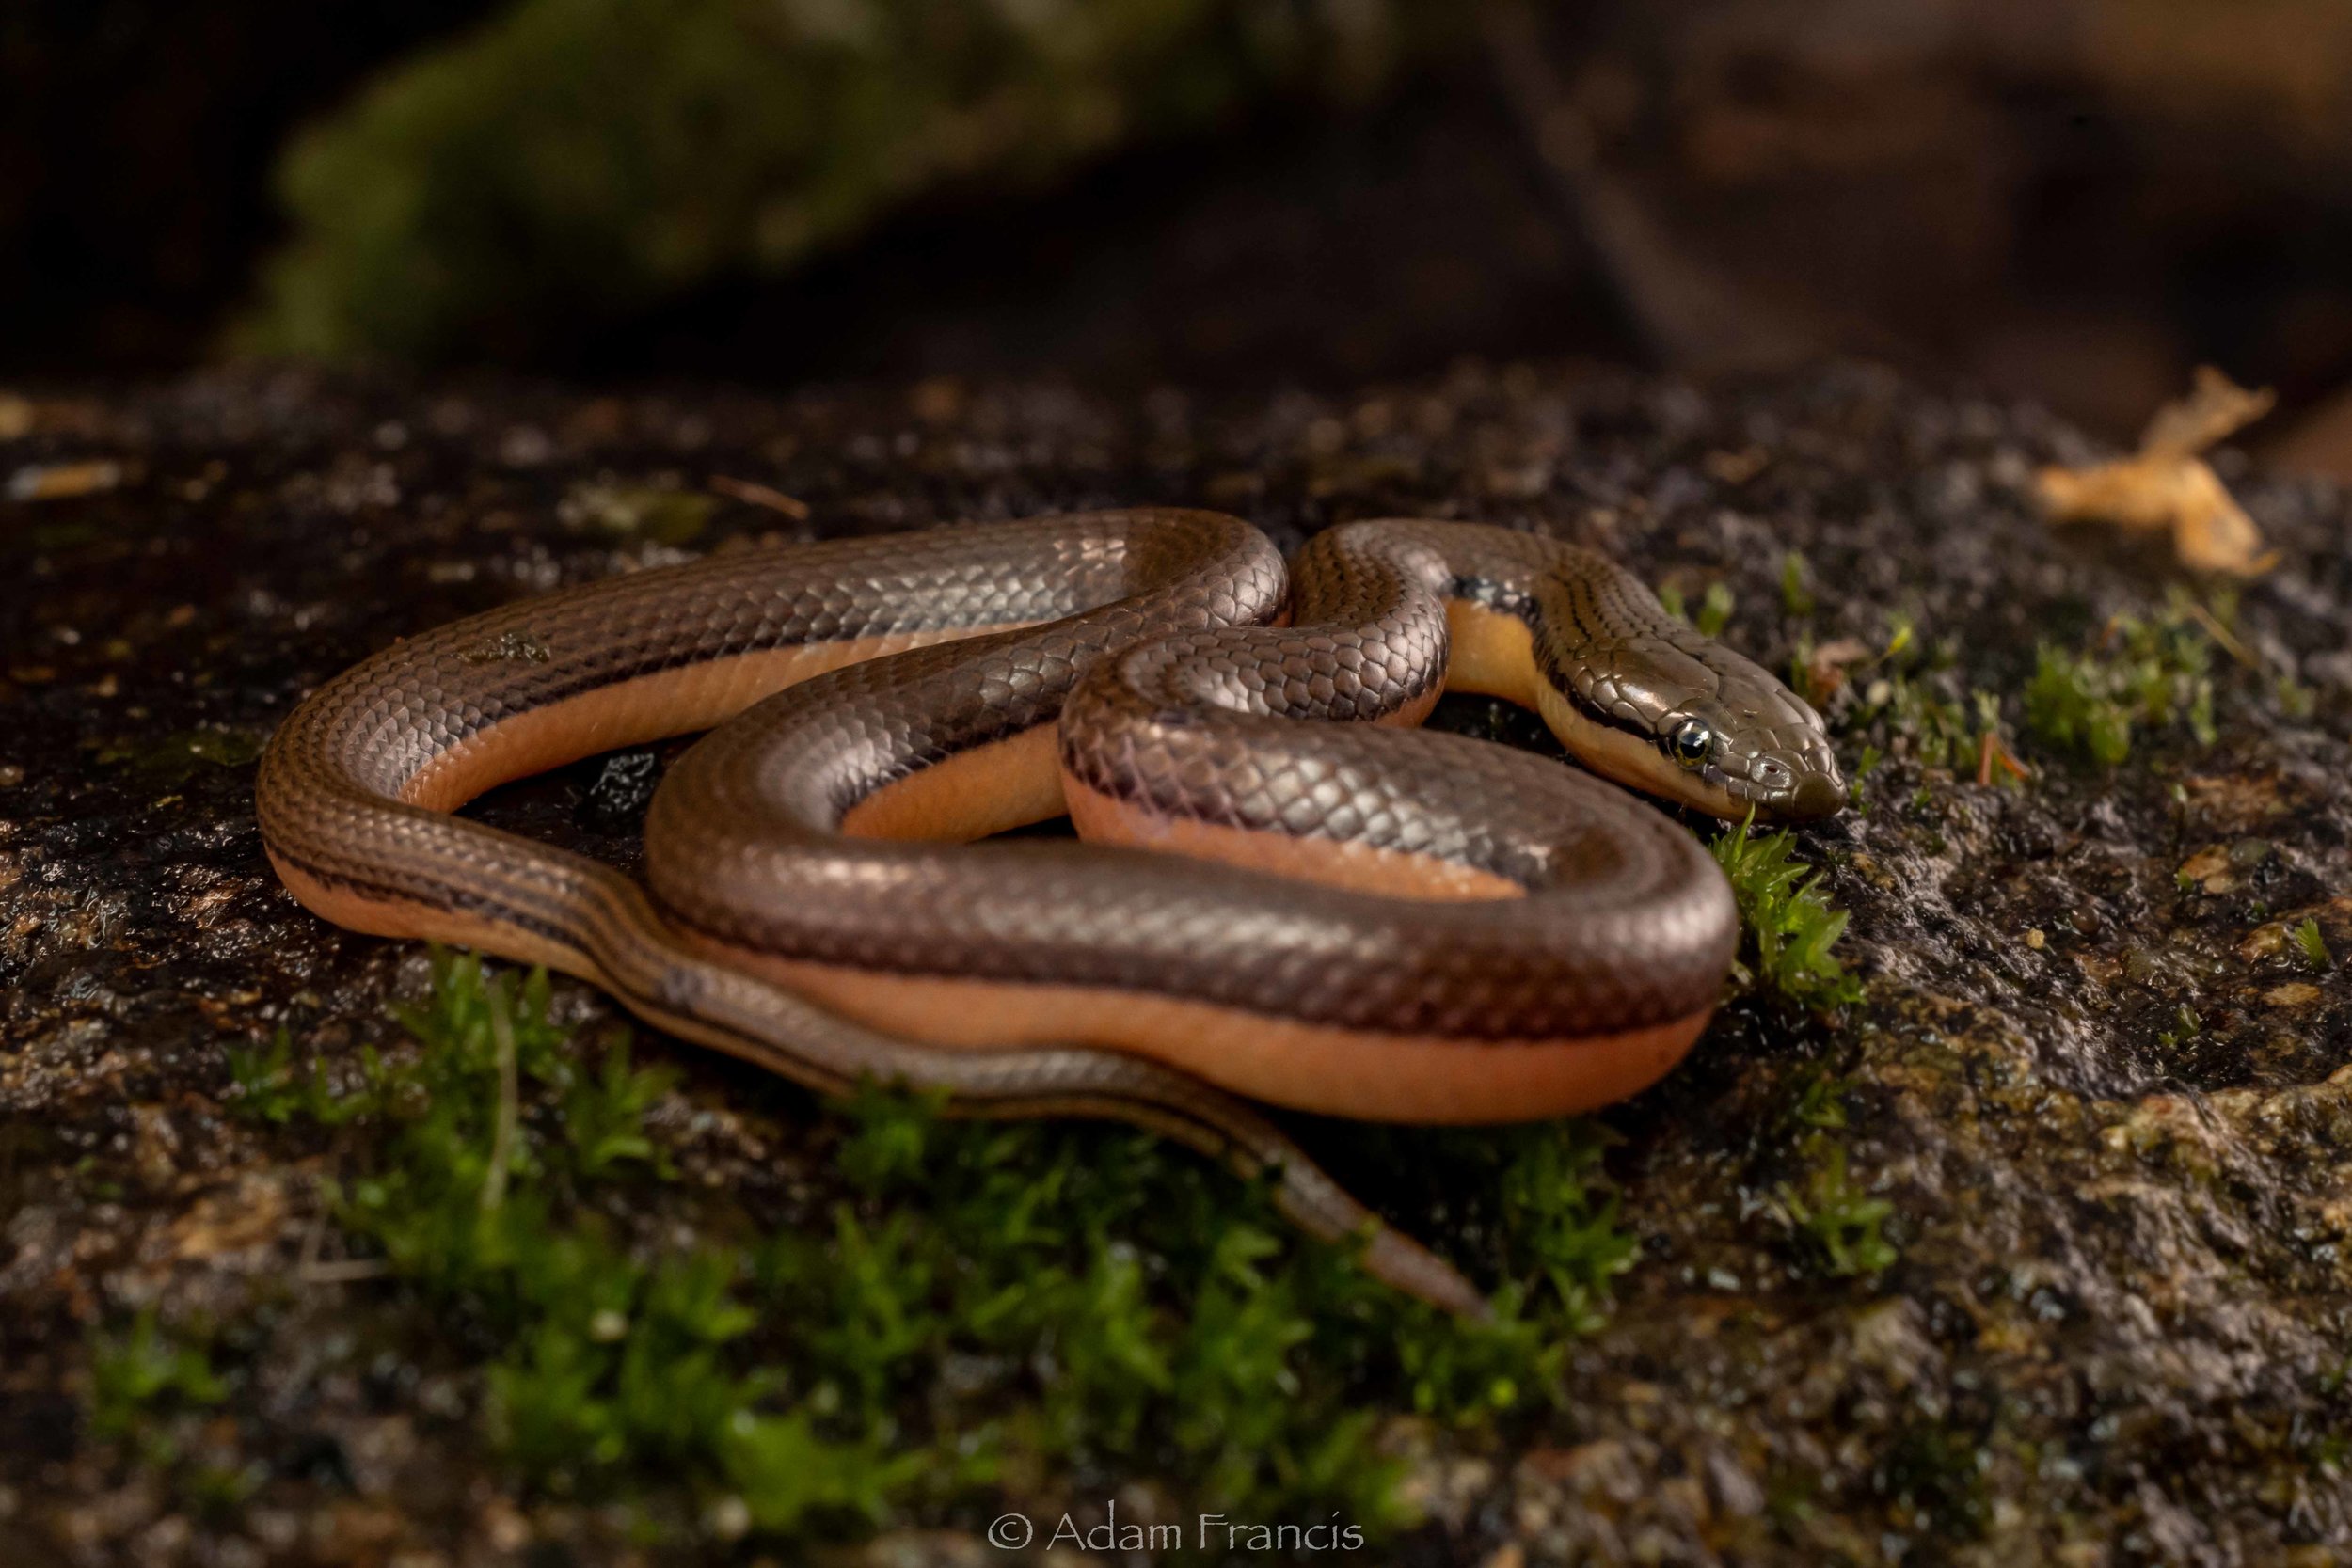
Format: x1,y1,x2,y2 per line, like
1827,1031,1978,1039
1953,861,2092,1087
241,0,1447,361
4,361,2351,1561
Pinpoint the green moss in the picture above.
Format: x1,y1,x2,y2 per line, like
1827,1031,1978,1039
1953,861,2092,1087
87,1309,227,1449
241,0,1452,361
560,483,716,546
2024,599,2217,768
1847,744,1881,797
1658,579,1735,636
1480,1119,1640,1338
228,949,1635,1546
223,1030,372,1126
2294,917,2331,970
181,1459,270,1522
1780,551,1815,620
84,1312,265,1514
1879,611,1915,664
1695,581,1736,639
1709,816,1862,1011
1869,676,1981,769
1778,1136,1897,1279
2023,646,2137,766
1782,1063,1851,1134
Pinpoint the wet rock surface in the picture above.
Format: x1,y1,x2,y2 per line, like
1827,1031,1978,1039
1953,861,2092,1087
2,362,2349,1564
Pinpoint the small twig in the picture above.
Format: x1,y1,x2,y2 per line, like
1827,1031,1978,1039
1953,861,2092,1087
296,1180,330,1275
1976,733,2032,789
708,476,811,519
1977,730,2031,787
2177,596,2258,669
295,1259,389,1286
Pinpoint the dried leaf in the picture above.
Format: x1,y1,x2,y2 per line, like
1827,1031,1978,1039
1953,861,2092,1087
1802,637,1874,702
2139,365,2276,459
2035,367,2279,576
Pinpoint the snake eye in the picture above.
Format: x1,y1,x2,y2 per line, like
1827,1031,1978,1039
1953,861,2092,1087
1668,718,1713,769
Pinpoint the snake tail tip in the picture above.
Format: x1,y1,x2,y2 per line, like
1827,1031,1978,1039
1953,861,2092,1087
1364,1228,1492,1321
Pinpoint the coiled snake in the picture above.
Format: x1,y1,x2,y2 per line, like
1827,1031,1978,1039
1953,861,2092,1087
257,512,1841,1314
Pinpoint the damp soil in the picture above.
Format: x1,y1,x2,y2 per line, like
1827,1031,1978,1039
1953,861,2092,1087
2,362,2349,1565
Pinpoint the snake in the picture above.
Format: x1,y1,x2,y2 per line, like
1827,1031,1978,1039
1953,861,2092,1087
255,510,1841,1316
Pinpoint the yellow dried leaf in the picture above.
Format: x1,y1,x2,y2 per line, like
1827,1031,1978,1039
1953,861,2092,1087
2036,366,2279,577
2140,365,2276,458
1800,636,1873,702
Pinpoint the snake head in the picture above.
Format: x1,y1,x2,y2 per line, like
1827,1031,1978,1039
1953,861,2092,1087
1540,619,1845,824
1657,680,1845,823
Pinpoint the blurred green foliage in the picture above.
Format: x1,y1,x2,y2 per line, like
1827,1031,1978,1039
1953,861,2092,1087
87,1309,228,1449
241,0,1449,361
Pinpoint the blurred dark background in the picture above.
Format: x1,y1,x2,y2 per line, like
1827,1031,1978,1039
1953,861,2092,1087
1,0,501,368
8,0,2352,466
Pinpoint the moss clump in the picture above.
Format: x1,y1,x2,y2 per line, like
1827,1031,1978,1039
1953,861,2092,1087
557,482,716,546
1780,550,1816,620
1780,1062,1853,1137
1760,1056,1896,1281
1659,579,1736,637
84,1310,262,1515
206,950,1635,1547
87,1309,227,1448
1777,1135,1898,1279
1710,816,1862,1011
2023,598,2217,768
224,1030,377,1126
1853,676,2005,776
242,0,1447,361
2022,648,2133,767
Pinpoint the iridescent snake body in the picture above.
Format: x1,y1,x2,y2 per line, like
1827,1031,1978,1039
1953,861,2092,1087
257,512,1841,1313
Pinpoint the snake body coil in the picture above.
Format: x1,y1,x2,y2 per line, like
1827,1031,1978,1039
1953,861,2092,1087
257,511,1840,1313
